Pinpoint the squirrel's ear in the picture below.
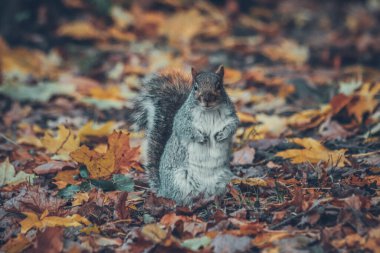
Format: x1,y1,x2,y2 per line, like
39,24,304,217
215,65,224,78
191,67,198,79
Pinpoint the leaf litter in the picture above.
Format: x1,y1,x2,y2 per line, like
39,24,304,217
0,0,380,252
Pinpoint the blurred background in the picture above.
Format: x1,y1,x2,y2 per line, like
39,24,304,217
0,0,380,131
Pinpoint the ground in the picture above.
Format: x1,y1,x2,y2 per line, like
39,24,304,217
0,0,380,252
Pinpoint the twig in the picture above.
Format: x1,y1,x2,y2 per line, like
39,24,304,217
352,150,380,158
0,133,22,148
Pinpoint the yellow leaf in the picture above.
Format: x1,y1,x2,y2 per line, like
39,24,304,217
71,131,140,178
78,121,117,141
81,225,100,235
88,85,123,100
70,145,115,178
244,114,288,140
17,135,43,148
42,125,80,159
72,192,89,206
20,211,91,233
276,138,350,167
262,39,309,66
287,105,331,129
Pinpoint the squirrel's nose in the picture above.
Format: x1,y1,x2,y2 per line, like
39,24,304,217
202,93,216,103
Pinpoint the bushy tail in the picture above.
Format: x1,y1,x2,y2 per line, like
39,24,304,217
130,70,192,189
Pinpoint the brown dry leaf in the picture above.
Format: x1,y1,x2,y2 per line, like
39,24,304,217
33,161,76,175
72,192,90,206
0,234,31,253
232,146,255,165
41,125,80,160
331,233,366,249
276,138,350,167
78,121,117,141
70,145,115,178
252,231,291,248
262,39,309,66
29,227,64,253
20,210,91,233
232,177,267,187
56,20,104,40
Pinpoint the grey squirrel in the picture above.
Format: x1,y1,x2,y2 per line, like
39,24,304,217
131,66,239,205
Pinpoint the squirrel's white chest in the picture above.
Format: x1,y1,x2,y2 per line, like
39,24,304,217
188,107,232,169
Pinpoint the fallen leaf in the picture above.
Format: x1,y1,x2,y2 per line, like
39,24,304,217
29,227,64,253
42,125,80,160
262,39,309,66
57,21,104,40
70,145,115,178
141,223,168,244
78,121,117,140
181,236,211,251
276,138,350,167
53,169,80,189
212,234,252,253
0,234,31,253
0,158,36,187
232,177,268,187
232,146,255,165
72,192,90,206
33,161,76,175
19,210,91,233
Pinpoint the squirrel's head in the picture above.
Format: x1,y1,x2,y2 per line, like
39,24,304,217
191,65,225,109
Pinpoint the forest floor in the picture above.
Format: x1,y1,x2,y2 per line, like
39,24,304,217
0,0,380,252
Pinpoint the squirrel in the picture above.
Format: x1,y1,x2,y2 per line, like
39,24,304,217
131,65,239,206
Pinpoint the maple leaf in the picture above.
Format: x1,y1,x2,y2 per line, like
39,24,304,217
70,145,115,178
0,158,36,187
41,125,80,160
107,131,140,171
275,138,350,167
19,210,91,233
347,82,380,124
71,131,140,178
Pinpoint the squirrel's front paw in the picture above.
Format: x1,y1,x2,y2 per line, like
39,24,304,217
193,130,208,143
215,128,229,142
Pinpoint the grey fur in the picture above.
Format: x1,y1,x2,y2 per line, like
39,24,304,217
131,69,239,205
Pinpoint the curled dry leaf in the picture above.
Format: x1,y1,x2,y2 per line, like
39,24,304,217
231,177,268,187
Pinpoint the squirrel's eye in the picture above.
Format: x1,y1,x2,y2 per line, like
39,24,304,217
194,84,198,91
